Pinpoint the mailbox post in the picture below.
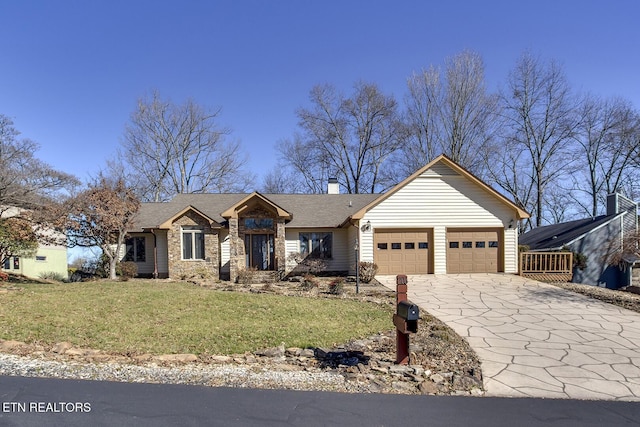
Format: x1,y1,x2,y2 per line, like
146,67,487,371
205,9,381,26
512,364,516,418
393,274,419,365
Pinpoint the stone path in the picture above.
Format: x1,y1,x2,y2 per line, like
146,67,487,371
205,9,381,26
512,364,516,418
377,274,640,401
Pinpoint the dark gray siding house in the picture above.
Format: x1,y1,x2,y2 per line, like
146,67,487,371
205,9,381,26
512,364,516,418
519,193,638,289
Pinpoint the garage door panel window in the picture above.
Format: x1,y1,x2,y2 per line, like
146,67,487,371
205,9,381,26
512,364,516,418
462,241,472,248
374,230,431,275
476,241,486,248
449,242,459,248
489,241,499,248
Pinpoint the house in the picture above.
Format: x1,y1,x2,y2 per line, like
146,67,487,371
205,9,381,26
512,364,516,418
125,155,529,281
1,207,69,280
519,193,638,289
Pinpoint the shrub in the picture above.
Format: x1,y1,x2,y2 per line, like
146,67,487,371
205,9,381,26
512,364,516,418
358,261,378,283
561,246,587,271
287,252,328,275
328,277,345,295
119,261,138,281
94,253,111,278
0,271,8,282
299,274,319,291
38,271,66,282
237,266,258,284
194,267,214,280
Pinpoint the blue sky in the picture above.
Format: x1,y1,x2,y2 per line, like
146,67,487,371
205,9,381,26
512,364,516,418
1,0,639,186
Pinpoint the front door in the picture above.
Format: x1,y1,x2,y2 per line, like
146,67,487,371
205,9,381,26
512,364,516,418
245,234,275,270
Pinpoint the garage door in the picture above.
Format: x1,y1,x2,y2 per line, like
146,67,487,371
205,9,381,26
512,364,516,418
374,230,431,275
446,228,501,273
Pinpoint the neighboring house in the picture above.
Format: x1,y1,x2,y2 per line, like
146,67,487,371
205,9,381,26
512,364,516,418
1,207,69,280
519,193,638,289
125,155,529,281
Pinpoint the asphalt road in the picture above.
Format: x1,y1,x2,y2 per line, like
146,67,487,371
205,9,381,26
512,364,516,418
0,375,639,427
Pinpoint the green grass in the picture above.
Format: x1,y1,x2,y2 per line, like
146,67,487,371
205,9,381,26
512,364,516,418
0,281,394,355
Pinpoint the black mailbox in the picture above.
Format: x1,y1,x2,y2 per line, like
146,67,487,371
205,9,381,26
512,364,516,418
397,300,419,321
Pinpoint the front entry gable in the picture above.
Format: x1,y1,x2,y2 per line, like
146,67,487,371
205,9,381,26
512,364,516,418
221,192,290,283
221,192,292,221
157,205,222,230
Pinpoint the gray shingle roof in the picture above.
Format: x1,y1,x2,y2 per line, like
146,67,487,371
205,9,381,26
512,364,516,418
519,214,620,250
131,193,380,231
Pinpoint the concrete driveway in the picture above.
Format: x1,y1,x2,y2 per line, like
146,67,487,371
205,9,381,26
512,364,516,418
377,274,640,401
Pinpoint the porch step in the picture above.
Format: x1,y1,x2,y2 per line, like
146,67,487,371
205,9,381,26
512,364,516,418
246,270,280,283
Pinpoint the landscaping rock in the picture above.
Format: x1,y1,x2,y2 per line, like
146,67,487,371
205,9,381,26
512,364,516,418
419,380,440,394
453,374,483,390
0,340,26,352
388,365,413,375
64,348,87,357
300,348,315,358
430,373,446,384
154,354,198,363
256,343,285,358
392,381,417,393
52,342,73,354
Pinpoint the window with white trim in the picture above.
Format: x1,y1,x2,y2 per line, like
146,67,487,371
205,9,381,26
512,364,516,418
182,227,205,260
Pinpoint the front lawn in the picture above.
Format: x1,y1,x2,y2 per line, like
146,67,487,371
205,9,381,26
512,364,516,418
0,281,394,355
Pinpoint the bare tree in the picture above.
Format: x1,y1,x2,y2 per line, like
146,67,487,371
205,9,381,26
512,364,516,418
119,91,252,202
0,114,79,212
400,66,442,176
570,95,640,217
484,140,536,231
280,81,402,194
260,164,304,193
401,51,499,177
439,51,500,175
499,53,578,228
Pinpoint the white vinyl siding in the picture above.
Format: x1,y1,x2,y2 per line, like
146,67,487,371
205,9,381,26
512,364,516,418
361,163,519,274
120,233,156,276
220,230,230,275
504,228,518,273
155,230,169,277
285,228,351,273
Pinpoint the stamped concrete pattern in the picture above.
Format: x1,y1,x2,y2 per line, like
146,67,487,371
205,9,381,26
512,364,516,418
377,274,640,401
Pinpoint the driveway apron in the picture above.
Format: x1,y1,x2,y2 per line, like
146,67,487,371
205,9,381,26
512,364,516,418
377,274,640,401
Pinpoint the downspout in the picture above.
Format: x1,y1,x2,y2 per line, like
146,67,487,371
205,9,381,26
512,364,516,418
151,229,158,279
350,220,360,294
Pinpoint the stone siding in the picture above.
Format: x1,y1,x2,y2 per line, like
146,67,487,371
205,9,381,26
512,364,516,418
167,211,219,280
229,206,286,282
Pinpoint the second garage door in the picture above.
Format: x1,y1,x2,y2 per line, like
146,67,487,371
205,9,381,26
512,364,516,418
374,229,432,275
446,228,502,273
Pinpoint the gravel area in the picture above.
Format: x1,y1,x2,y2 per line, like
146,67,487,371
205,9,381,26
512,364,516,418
550,282,640,313
0,353,356,392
